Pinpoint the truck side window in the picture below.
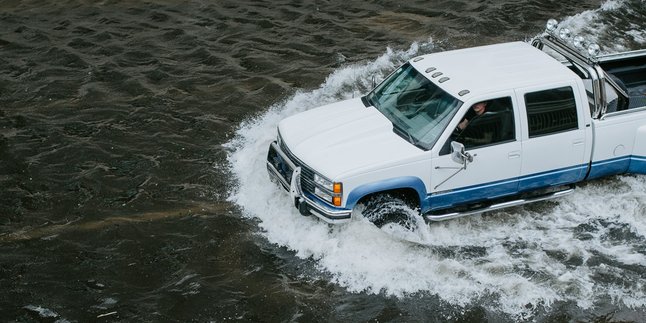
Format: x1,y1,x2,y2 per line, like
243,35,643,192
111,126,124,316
440,97,515,154
604,75,629,113
524,86,578,137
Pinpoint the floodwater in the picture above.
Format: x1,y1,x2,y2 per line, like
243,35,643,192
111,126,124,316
1,0,646,321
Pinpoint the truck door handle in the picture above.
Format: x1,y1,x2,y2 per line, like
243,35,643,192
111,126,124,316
508,151,521,159
573,139,585,146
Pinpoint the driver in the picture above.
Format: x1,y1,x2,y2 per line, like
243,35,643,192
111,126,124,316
456,101,488,131
452,100,493,147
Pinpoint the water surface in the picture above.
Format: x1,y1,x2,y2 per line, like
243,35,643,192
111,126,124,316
1,0,646,321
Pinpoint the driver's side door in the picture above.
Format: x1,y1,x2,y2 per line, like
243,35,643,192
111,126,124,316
428,95,522,211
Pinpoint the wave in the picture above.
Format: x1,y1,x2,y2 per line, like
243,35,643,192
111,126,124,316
557,0,646,53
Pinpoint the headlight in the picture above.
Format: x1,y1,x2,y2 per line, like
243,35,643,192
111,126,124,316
573,35,585,49
559,28,571,40
314,187,332,203
546,19,558,32
314,174,333,191
587,43,600,57
313,174,343,206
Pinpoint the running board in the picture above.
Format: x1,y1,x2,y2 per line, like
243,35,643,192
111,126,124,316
423,187,575,222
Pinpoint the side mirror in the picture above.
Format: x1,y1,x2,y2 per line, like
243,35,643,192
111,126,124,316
433,141,474,190
450,141,473,166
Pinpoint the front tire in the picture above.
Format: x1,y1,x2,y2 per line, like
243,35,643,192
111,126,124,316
360,194,419,230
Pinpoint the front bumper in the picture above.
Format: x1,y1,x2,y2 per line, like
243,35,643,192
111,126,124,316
266,141,351,224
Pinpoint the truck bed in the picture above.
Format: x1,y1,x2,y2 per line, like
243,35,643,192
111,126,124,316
600,53,646,109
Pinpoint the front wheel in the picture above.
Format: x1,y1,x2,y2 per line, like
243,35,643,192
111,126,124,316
359,194,420,231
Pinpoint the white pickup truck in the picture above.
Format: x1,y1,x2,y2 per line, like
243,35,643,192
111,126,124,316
266,21,646,227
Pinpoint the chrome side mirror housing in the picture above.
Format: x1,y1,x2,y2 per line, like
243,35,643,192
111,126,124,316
450,141,473,166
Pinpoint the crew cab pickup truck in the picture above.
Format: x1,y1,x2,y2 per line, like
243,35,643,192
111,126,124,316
266,22,646,226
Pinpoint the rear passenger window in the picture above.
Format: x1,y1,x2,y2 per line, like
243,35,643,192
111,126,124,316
524,86,578,137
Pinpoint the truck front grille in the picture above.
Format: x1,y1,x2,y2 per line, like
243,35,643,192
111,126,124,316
278,139,316,196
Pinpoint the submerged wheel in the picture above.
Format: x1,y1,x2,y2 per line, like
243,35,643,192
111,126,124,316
360,194,419,230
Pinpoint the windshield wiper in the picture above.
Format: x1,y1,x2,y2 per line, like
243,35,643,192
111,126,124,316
392,123,418,147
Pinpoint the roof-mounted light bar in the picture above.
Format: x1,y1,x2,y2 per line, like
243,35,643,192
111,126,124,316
544,18,601,62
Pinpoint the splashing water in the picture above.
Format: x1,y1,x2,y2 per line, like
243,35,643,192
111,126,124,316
225,39,432,256
557,0,646,53
226,2,646,318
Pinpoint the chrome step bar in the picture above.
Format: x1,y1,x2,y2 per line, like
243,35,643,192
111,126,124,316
423,187,575,222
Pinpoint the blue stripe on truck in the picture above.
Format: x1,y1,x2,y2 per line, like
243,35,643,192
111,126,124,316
629,155,646,174
428,177,519,211
427,164,587,211
344,155,646,213
517,164,588,191
586,156,632,179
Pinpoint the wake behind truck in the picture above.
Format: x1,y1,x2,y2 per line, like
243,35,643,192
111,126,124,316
266,20,646,227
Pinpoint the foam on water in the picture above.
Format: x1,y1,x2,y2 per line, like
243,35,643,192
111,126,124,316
226,1,646,318
557,0,646,53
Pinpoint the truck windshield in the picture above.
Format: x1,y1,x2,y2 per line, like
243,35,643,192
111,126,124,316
366,63,463,150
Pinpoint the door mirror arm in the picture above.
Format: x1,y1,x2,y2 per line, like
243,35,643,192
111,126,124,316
450,141,474,169
434,141,475,189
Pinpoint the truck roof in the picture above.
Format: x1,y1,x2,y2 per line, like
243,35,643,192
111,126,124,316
409,41,578,101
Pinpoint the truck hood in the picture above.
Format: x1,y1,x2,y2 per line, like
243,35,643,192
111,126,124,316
278,98,425,179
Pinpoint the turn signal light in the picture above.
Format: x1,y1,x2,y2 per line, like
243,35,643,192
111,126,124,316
333,196,342,206
333,183,342,194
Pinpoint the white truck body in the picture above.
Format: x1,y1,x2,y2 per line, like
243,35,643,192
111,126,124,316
266,31,646,224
